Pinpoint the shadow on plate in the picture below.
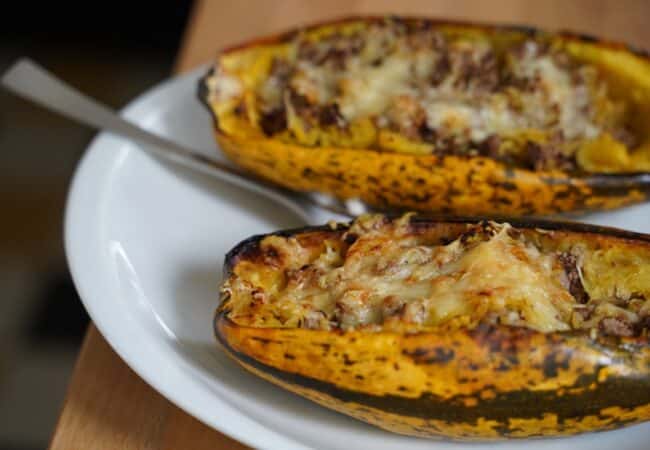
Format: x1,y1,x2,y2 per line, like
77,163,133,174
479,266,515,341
169,261,395,447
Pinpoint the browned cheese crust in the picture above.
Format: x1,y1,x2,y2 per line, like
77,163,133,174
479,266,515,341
200,16,650,215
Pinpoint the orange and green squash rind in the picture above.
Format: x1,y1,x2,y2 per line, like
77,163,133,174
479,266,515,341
215,218,650,439
199,16,650,216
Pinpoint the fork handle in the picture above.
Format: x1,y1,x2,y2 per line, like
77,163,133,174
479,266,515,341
1,58,320,221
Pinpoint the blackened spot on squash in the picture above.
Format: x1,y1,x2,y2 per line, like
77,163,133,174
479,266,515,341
468,363,480,371
409,193,432,203
499,181,517,191
318,343,331,352
375,356,387,362
542,350,571,378
393,362,400,371
495,362,510,372
302,167,315,178
427,348,455,364
404,347,455,364
355,374,365,380
415,178,426,185
368,175,379,184
343,354,356,366
555,189,571,199
404,347,428,358
251,337,273,344
398,385,408,392
284,353,296,360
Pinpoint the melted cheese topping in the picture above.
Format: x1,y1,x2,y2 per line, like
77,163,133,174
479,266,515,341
208,19,639,172
223,215,650,335
226,216,635,334
338,55,413,120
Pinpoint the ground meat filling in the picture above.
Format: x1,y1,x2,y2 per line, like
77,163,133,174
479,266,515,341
237,19,636,172
599,317,635,337
224,217,650,337
259,107,287,135
558,252,589,304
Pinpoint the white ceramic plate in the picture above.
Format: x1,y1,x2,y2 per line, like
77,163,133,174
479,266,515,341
65,68,650,450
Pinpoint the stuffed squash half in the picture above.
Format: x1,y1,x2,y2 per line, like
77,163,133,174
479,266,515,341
199,16,650,215
216,214,650,439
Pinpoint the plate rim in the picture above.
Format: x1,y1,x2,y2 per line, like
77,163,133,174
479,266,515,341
63,66,311,450
62,66,650,450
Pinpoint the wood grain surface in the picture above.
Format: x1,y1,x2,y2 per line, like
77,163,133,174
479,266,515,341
175,0,650,73
49,327,247,450
51,1,650,448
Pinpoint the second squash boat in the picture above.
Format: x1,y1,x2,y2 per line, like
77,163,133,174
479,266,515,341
199,16,650,216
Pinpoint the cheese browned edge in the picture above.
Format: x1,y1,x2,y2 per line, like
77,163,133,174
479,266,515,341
206,17,649,173
220,214,650,337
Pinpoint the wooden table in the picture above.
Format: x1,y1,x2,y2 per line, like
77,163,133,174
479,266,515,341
50,1,650,448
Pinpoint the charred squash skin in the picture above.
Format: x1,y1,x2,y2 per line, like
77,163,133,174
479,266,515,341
215,218,650,440
215,131,650,215
199,16,650,216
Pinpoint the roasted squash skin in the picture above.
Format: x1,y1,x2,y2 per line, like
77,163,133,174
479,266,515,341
215,217,650,440
215,132,650,215
199,16,650,216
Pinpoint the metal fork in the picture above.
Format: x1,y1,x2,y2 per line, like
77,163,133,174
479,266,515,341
1,58,367,223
